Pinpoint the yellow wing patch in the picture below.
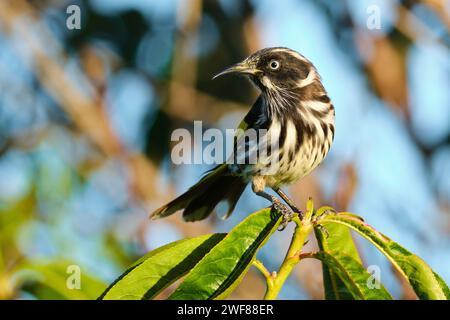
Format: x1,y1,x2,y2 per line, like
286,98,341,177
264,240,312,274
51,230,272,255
235,119,249,140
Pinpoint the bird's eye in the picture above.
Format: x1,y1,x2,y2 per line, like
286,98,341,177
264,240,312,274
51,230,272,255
269,60,280,70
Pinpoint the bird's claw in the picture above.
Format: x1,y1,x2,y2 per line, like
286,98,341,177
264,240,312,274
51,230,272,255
272,199,294,231
291,206,305,220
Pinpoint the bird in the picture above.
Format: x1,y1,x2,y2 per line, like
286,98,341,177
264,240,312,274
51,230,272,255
150,47,335,230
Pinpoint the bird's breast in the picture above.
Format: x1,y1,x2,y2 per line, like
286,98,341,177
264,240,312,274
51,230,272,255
228,96,335,188
257,102,335,187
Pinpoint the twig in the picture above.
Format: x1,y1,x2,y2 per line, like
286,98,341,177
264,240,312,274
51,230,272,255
252,259,271,279
264,209,314,300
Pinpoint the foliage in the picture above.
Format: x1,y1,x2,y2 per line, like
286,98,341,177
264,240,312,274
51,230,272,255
0,0,449,301
101,199,449,300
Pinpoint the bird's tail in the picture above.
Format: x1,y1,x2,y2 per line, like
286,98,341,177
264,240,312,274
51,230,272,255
150,165,247,222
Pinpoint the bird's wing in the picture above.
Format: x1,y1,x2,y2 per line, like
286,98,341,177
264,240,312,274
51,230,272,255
230,96,270,165
150,96,268,221
235,118,249,139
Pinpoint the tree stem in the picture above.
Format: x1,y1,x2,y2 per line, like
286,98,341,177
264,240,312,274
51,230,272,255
263,215,313,300
253,260,271,281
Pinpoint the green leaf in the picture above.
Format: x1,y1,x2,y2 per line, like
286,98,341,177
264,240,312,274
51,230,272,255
15,261,106,300
100,233,226,300
318,213,450,300
311,251,392,300
169,208,281,300
315,222,362,300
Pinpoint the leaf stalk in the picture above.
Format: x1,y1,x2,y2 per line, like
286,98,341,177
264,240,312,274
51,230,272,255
263,210,313,300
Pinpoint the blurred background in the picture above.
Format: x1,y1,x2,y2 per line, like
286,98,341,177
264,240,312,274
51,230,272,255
0,0,449,300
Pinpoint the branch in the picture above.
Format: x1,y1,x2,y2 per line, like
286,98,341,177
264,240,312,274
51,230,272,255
264,200,315,300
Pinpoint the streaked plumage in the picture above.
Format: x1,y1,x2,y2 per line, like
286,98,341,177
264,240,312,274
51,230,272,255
151,47,335,228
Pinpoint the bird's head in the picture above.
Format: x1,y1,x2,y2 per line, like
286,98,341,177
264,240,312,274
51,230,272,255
213,47,317,92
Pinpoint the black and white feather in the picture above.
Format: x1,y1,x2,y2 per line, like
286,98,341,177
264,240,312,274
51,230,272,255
150,47,335,222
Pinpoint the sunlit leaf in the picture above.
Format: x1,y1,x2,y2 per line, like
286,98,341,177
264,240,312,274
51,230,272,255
315,222,362,300
100,233,225,300
169,208,281,300
311,251,392,300
317,213,450,300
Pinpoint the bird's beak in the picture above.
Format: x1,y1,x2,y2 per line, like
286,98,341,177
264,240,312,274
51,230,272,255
212,60,259,80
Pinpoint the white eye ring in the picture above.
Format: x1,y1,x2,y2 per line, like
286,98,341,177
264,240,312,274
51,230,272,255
269,60,280,70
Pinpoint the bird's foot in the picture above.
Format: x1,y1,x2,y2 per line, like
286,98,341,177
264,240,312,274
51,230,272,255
289,205,305,221
272,198,294,231
272,187,304,220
